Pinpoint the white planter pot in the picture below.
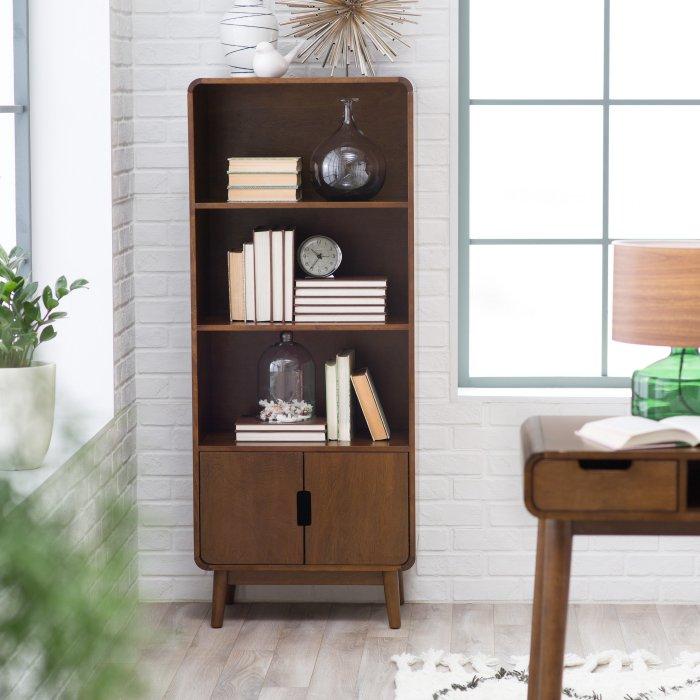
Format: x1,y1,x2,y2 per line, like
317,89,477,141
221,0,279,76
0,362,55,470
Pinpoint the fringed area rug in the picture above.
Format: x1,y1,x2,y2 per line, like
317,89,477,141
392,649,700,699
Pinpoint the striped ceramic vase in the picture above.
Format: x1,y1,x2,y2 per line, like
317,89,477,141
221,0,279,76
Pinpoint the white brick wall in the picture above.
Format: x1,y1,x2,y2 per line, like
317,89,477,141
131,0,700,603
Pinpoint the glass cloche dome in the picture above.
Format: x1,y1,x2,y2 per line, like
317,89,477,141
257,332,315,423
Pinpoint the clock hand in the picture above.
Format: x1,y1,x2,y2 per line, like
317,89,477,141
310,257,320,270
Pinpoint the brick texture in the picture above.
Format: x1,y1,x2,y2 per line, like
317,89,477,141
130,0,700,603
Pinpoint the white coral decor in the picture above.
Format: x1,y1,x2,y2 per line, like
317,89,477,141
259,399,313,423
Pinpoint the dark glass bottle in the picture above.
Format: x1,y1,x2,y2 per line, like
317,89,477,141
310,97,386,201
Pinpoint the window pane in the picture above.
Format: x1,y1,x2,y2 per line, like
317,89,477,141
0,114,16,251
470,107,603,239
607,245,667,377
609,107,700,239
470,0,603,99
469,245,602,377
0,1,13,105
611,0,700,99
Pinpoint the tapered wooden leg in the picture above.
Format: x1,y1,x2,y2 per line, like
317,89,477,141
398,570,405,605
527,520,546,700
383,571,402,629
537,520,573,700
211,570,228,628
226,572,236,605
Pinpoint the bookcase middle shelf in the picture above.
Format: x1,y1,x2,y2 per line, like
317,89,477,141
196,319,410,332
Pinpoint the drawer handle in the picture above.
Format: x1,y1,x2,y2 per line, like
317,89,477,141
297,491,312,527
579,459,632,471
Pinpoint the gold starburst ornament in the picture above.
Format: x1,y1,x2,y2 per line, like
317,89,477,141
279,0,419,77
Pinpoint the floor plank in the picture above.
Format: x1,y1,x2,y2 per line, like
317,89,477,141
139,603,209,700
450,603,494,655
367,602,412,639
357,637,407,700
258,689,308,700
494,603,531,660
306,604,372,700
234,603,291,652
406,603,451,654
617,604,672,664
164,604,249,700
263,603,330,689
657,605,700,660
574,604,626,654
211,650,273,700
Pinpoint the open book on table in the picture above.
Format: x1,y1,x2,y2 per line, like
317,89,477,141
576,416,700,450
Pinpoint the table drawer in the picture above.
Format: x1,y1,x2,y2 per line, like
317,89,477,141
532,459,678,512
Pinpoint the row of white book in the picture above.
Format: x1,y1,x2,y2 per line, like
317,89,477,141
227,157,302,203
228,229,295,323
295,278,387,324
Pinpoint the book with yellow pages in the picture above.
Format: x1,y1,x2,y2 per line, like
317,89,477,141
351,368,390,441
228,187,301,203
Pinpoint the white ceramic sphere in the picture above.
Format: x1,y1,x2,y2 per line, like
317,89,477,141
221,0,279,76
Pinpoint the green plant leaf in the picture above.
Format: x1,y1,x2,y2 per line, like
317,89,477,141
55,275,69,298
42,286,59,311
47,311,68,321
70,278,89,291
39,325,56,343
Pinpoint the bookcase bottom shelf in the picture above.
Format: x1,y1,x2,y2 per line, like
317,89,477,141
199,430,410,452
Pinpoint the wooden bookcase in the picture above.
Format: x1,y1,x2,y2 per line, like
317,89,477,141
188,78,415,629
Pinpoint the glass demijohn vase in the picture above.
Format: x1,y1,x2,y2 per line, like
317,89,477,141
632,348,700,420
310,97,387,201
257,332,315,423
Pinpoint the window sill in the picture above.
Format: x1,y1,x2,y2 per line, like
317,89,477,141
458,386,631,400
0,404,113,502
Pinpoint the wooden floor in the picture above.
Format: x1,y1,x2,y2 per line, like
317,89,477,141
137,602,700,699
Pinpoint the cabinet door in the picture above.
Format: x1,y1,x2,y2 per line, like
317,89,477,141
304,453,410,566
199,452,303,565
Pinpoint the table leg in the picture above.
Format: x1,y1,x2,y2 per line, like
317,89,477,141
527,520,546,700
383,571,402,629
537,520,573,700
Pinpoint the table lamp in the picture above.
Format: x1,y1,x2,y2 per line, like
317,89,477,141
613,241,700,419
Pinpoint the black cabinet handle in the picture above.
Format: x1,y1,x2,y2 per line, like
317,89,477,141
579,459,632,471
297,491,312,526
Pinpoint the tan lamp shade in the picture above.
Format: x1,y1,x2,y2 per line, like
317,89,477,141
613,241,700,347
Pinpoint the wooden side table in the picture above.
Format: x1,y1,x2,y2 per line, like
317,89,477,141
522,415,700,700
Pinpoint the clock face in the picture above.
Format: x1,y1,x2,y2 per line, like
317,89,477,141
297,236,343,278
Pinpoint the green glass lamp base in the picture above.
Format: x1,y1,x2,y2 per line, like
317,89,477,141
632,348,700,420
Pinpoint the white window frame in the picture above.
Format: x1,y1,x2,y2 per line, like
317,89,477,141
459,0,700,389
1,0,31,263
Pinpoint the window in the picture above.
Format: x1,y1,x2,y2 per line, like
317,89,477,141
1,0,29,256
459,0,700,388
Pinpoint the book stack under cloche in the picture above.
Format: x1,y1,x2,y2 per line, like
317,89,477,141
235,418,327,443
294,277,387,323
227,157,302,202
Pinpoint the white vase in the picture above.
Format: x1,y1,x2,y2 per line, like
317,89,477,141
221,0,279,77
0,362,55,470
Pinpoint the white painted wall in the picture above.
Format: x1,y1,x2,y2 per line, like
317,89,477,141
132,0,700,603
29,0,115,420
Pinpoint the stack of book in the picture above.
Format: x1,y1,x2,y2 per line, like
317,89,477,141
235,418,327,443
227,229,295,322
227,157,302,203
295,277,388,323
